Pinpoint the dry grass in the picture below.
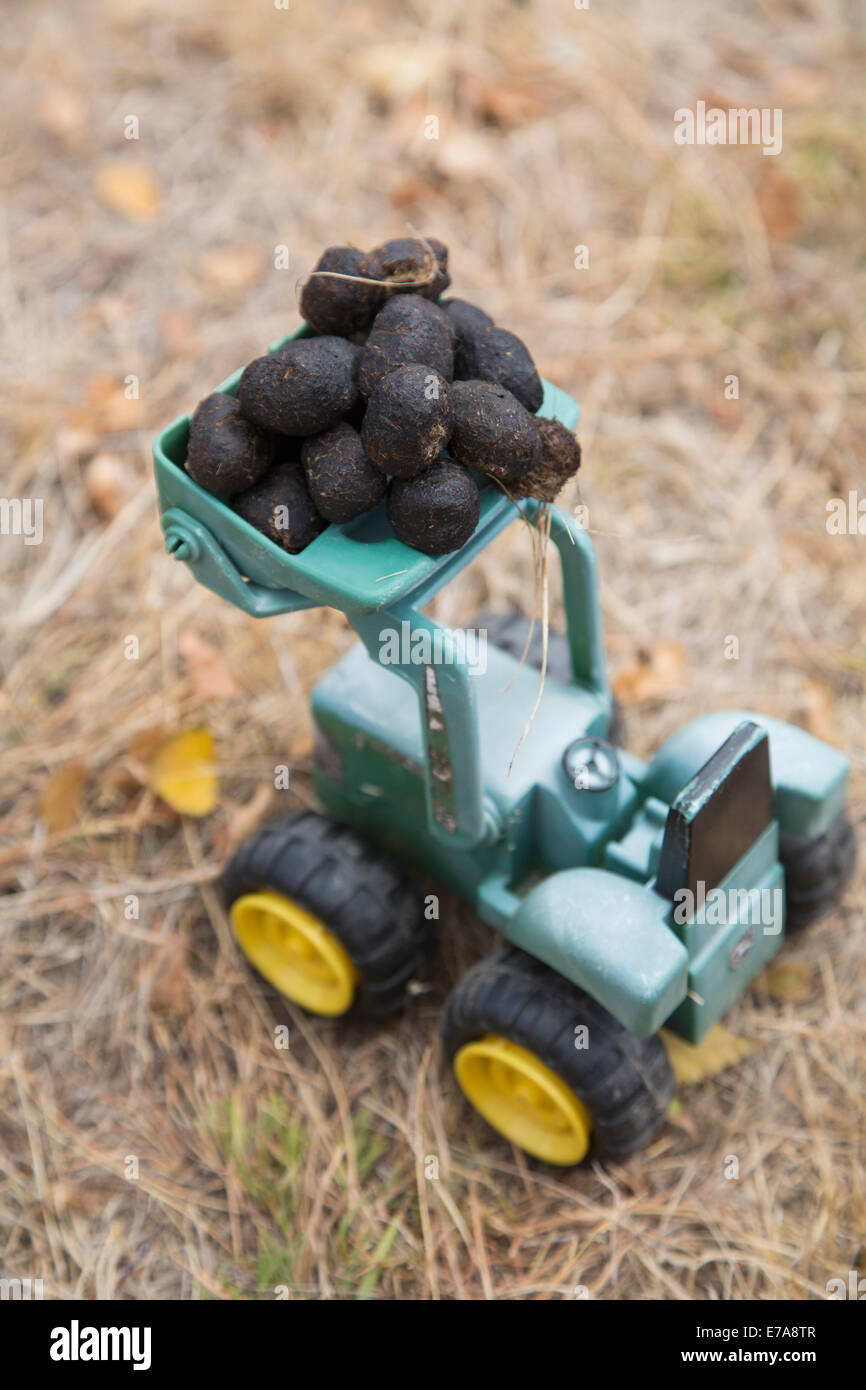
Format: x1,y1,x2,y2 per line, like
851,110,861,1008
1,0,865,1300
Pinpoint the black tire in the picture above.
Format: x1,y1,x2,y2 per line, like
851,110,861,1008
474,609,624,745
779,811,857,933
441,946,674,1161
221,810,431,1016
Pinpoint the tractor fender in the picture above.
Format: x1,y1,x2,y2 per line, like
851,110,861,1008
643,710,849,842
505,868,688,1037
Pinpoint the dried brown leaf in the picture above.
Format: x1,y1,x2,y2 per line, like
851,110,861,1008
149,935,190,1013
39,84,88,141
95,163,161,221
801,677,836,743
40,761,88,832
760,960,814,1003
69,377,142,434
200,245,262,290
611,641,687,704
757,168,802,242
178,629,240,701
661,1024,752,1085
83,452,138,520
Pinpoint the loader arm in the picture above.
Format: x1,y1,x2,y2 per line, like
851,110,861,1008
351,505,609,853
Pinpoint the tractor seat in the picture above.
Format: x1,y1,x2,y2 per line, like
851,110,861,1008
654,720,774,900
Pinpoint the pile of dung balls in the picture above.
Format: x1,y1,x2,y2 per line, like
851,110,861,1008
184,235,581,557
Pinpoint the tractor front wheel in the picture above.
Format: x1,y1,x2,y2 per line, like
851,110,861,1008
222,811,431,1017
441,947,674,1164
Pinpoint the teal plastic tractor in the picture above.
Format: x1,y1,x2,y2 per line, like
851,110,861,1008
153,326,855,1165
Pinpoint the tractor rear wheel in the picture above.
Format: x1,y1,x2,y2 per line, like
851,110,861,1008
222,811,431,1017
780,811,856,933
474,609,624,744
441,946,674,1164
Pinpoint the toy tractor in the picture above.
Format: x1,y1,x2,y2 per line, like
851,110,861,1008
154,328,855,1166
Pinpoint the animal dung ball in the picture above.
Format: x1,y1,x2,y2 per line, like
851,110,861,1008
361,364,451,479
300,245,385,337
232,458,326,553
358,295,455,397
449,380,541,487
343,393,368,432
456,325,543,412
424,236,451,298
442,297,494,351
301,422,386,523
186,392,275,496
510,418,582,501
179,233,581,558
369,235,450,300
238,336,360,437
387,460,480,556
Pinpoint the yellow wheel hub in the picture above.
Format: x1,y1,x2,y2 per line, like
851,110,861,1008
454,1035,593,1165
230,891,358,1017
